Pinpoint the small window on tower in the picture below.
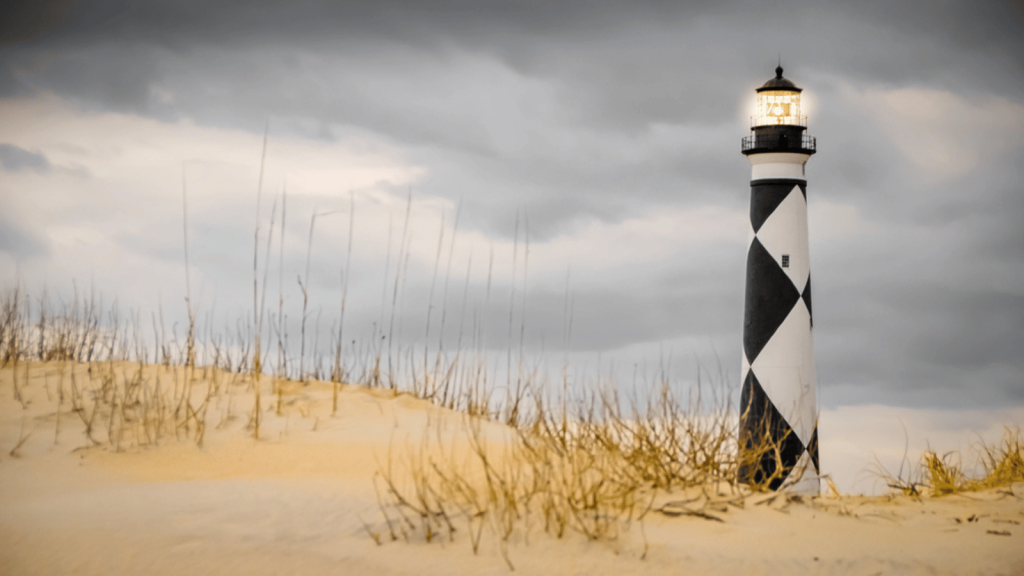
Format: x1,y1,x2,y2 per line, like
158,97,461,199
781,254,790,268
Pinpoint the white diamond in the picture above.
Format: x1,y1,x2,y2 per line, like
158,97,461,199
754,185,810,292
748,300,816,447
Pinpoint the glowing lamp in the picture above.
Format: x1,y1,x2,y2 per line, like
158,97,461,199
752,67,805,127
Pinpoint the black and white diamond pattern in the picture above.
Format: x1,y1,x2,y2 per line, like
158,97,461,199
738,371,807,491
740,180,819,492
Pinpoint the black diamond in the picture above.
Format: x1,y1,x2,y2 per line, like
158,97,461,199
802,274,813,327
744,238,802,364
738,371,807,490
750,181,799,234
807,426,820,475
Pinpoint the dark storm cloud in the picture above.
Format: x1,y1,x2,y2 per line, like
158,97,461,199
0,0,73,47
5,0,1021,231
7,0,1022,110
4,0,1018,236
0,144,52,173
810,201,1024,408
820,282,1023,377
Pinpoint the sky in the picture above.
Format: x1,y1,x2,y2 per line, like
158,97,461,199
1,0,1023,437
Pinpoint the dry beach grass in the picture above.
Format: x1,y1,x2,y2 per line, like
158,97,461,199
1,292,1024,574
1,161,1023,573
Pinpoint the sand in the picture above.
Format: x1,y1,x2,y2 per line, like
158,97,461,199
1,361,1023,575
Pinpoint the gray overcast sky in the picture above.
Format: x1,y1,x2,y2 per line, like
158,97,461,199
1,0,1022,411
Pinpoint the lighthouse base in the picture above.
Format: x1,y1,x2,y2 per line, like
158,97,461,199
783,451,821,495
787,471,821,495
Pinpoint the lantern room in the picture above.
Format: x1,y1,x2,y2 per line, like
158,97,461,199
742,65,816,156
752,66,806,128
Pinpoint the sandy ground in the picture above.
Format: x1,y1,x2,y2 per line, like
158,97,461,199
1,361,1023,575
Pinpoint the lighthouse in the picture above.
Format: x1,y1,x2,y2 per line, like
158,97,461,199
738,65,820,494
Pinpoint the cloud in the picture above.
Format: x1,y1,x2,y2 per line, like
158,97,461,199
0,143,52,173
0,0,73,48
0,212,49,260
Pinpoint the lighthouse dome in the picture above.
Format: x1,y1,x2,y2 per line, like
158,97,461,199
756,65,802,93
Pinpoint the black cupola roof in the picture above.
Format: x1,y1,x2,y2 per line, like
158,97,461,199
756,65,802,93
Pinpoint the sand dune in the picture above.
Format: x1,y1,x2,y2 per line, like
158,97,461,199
2,362,1022,575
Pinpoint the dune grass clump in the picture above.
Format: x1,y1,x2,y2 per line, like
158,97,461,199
923,428,1024,495
370,381,761,567
0,286,254,451
975,428,1024,489
879,427,1024,497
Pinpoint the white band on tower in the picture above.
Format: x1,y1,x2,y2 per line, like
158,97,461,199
749,153,810,181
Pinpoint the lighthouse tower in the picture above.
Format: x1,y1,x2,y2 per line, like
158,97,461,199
738,65,819,494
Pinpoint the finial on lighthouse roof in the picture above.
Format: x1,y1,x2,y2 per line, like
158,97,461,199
757,64,802,93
